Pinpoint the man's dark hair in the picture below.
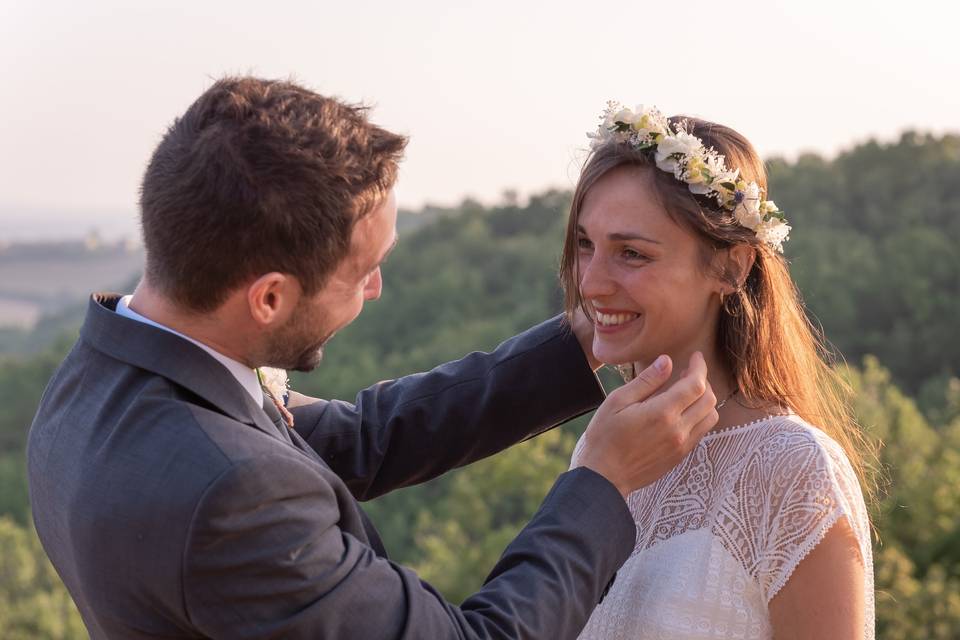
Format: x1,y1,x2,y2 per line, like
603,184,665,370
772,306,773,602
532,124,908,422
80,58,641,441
139,76,408,312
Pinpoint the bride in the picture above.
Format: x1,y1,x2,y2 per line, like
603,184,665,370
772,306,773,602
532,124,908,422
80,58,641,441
563,104,874,639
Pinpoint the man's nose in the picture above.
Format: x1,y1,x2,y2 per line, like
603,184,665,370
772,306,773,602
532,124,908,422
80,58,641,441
364,267,383,301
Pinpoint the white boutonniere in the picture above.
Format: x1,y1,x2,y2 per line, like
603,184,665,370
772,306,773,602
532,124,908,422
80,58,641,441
257,366,295,428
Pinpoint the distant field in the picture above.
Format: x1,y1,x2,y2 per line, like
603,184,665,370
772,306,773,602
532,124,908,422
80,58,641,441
0,253,144,298
0,243,143,328
0,298,42,329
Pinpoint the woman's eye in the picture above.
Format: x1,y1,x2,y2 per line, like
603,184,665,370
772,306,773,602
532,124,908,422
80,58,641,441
577,238,593,250
621,248,650,264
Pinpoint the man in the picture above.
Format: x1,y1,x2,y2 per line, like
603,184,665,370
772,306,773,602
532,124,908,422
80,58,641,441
27,77,718,639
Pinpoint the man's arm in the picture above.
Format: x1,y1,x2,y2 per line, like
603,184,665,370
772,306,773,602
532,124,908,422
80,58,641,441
290,316,604,501
183,454,635,640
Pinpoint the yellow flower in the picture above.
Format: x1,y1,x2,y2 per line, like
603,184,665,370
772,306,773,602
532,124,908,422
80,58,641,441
686,156,707,183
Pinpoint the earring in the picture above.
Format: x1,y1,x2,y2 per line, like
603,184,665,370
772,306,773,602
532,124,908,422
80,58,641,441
722,288,740,316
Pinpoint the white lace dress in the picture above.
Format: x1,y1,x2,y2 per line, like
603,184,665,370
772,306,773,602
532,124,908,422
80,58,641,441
571,414,874,640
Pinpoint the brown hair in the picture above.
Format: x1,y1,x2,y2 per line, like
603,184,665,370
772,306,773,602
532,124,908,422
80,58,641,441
560,117,876,501
139,76,408,312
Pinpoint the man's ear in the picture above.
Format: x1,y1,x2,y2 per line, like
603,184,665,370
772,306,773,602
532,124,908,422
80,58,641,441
246,272,300,327
719,244,757,293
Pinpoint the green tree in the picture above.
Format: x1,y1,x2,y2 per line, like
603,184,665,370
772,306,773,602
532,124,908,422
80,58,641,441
411,424,586,602
0,516,85,639
848,358,960,638
772,133,960,394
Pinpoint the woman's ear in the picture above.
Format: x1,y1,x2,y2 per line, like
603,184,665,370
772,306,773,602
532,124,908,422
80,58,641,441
718,244,757,293
246,272,300,327
728,244,757,290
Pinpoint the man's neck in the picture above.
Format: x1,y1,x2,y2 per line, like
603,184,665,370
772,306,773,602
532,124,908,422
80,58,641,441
128,280,253,367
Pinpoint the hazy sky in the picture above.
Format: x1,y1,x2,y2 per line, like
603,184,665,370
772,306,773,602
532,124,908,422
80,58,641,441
2,0,958,239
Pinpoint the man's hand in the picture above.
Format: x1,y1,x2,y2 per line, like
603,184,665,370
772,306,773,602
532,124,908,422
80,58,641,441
568,307,602,371
573,352,718,497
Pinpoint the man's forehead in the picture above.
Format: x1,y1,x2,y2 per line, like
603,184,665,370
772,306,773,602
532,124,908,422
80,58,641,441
348,211,396,268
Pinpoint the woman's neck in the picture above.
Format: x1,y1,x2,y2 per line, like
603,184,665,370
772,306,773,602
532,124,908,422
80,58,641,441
638,347,779,432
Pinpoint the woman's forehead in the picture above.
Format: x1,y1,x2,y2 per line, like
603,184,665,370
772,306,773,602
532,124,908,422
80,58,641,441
579,169,674,236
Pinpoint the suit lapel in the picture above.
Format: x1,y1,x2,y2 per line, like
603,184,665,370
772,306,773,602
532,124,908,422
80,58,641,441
261,396,295,444
82,294,281,443
83,294,389,557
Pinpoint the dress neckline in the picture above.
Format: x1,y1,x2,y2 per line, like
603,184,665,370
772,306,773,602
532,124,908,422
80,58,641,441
701,412,794,440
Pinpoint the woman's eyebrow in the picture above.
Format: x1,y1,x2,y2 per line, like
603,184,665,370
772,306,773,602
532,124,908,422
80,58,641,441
577,224,660,245
608,232,661,245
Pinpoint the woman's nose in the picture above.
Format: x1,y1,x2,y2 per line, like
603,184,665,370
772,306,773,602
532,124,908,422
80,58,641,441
579,255,617,299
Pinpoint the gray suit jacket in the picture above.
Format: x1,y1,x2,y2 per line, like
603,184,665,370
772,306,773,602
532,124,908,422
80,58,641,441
28,294,635,639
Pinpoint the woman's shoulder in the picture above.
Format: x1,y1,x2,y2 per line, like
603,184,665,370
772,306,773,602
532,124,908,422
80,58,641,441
728,415,875,606
712,413,852,470
707,413,866,509
722,414,870,527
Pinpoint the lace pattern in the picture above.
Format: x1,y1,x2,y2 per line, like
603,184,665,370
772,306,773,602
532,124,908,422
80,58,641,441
572,415,874,640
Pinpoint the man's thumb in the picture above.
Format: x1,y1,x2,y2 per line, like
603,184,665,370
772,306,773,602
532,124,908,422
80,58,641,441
612,355,672,407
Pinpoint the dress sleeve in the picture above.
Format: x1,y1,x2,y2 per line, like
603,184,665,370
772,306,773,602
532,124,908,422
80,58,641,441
569,431,588,469
754,426,874,604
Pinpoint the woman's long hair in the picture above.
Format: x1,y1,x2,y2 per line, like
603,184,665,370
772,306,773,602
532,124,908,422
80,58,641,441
559,117,877,502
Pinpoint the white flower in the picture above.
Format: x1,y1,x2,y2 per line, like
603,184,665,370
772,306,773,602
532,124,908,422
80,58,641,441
685,159,713,195
586,101,791,251
756,218,791,252
600,101,621,124
688,182,713,195
715,168,739,186
587,129,605,149
613,108,639,126
631,105,669,139
654,131,703,174
711,168,741,205
734,202,763,231
703,152,728,180
258,366,289,402
741,181,761,201
733,182,764,230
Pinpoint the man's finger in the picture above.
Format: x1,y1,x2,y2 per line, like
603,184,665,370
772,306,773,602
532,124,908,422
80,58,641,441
568,307,601,371
687,407,720,443
658,351,709,410
679,380,717,431
609,354,672,408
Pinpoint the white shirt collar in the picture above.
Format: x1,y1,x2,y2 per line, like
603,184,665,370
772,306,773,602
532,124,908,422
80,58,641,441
115,295,264,407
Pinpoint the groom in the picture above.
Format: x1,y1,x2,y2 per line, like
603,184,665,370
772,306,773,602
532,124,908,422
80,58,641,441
27,77,717,639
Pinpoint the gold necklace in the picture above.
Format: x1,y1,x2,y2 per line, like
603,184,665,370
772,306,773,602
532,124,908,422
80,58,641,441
716,388,739,410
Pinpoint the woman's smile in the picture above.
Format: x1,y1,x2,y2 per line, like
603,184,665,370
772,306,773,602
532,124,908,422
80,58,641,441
592,305,642,334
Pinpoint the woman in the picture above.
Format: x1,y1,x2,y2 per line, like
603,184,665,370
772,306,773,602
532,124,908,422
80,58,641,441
562,104,875,639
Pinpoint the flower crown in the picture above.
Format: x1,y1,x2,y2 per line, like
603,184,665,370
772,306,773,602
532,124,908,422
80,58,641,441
588,102,791,252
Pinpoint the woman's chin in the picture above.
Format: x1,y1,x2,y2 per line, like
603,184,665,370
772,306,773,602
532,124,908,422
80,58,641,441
594,341,663,370
592,342,645,368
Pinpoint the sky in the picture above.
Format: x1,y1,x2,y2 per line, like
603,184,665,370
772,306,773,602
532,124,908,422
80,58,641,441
1,0,958,240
